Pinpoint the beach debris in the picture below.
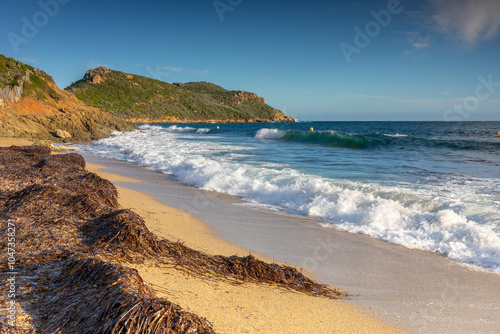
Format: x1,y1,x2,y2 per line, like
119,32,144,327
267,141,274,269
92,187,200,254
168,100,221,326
83,208,343,298
0,146,345,332
37,256,215,334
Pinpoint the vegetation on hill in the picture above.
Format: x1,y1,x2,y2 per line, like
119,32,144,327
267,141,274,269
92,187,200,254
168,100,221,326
0,55,136,141
0,55,63,104
65,67,295,123
0,55,34,88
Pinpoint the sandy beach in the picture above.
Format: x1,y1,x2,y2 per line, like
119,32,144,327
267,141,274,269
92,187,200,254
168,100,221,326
83,155,500,334
0,138,410,333
3,1,500,331
0,137,33,147
2,137,498,333
85,161,410,333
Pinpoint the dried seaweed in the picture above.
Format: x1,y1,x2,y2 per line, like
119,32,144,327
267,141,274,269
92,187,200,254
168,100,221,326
34,152,86,169
0,146,346,333
6,145,51,156
84,209,343,298
39,257,215,334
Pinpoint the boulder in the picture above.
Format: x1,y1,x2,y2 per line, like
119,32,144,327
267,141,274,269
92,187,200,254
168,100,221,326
54,129,72,138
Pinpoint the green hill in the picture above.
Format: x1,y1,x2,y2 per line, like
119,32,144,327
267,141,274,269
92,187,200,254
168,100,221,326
0,55,136,141
65,68,294,123
0,55,63,107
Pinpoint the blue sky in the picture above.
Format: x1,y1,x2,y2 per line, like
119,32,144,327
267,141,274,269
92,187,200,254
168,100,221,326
1,0,500,121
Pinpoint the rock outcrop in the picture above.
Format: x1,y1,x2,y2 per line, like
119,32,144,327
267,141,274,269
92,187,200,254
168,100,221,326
0,106,136,141
54,129,72,139
0,55,137,141
67,68,295,123
0,69,29,103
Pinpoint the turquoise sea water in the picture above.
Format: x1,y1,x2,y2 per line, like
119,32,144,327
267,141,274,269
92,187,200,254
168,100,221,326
82,121,500,272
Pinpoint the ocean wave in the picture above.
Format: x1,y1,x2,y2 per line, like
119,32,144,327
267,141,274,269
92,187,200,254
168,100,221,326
139,124,212,134
255,128,500,151
255,128,286,139
84,127,500,273
165,125,196,132
384,133,408,138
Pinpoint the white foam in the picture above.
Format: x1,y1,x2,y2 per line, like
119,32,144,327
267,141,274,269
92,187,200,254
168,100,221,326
165,125,196,132
255,128,285,139
138,124,163,131
83,127,500,273
384,133,408,137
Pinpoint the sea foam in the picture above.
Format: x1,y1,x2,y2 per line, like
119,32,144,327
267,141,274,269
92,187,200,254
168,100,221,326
85,126,500,273
255,128,285,139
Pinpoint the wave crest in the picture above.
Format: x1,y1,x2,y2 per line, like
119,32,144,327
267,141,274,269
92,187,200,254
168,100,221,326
255,128,500,151
255,128,286,139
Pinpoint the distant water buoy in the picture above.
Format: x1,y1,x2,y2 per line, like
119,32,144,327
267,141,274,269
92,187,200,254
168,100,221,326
497,131,500,136
217,126,219,129
310,127,314,132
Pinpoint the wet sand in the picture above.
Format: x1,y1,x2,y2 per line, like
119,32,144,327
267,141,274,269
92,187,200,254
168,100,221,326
85,155,500,334
85,161,409,333
2,135,496,333
0,138,408,333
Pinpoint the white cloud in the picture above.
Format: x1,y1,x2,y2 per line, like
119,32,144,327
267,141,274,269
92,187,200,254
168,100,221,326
399,31,430,48
428,0,500,45
441,89,449,96
412,35,430,48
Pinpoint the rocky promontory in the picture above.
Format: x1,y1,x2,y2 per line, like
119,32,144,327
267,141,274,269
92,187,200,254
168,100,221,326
0,54,294,143
66,68,295,123
0,55,136,141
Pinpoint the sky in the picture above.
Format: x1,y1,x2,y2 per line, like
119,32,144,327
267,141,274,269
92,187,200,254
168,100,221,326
1,0,500,121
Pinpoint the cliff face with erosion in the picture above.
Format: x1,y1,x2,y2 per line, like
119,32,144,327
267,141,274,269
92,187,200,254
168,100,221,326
0,55,136,141
66,67,295,123
0,69,29,104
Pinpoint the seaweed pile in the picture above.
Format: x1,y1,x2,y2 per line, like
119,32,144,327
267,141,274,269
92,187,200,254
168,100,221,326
0,146,343,333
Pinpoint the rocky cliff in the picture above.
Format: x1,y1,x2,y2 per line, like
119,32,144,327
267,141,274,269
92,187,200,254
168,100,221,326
66,68,295,123
0,55,136,141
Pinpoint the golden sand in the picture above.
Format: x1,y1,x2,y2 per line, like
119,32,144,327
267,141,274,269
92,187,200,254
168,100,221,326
0,137,33,147
86,162,410,334
0,137,410,333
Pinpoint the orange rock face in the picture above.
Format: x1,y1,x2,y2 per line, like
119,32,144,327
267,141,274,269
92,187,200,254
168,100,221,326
90,75,104,84
0,69,136,140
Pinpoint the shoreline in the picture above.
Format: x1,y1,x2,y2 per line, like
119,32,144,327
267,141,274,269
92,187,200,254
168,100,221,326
3,137,499,333
85,162,410,333
0,138,409,333
86,162,273,261
83,154,500,334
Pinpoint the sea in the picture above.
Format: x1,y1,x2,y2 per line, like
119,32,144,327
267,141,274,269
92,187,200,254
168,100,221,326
80,121,500,273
